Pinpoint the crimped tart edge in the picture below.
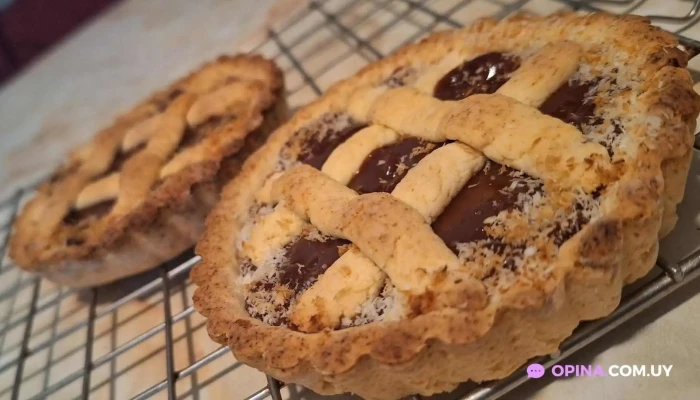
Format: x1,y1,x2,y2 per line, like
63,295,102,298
193,13,699,399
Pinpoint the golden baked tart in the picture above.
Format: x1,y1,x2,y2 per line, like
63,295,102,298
193,14,699,399
10,55,285,288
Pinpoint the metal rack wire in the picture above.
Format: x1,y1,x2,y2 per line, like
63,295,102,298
1,0,700,399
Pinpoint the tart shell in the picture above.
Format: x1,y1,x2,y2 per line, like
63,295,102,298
10,55,286,288
193,14,699,399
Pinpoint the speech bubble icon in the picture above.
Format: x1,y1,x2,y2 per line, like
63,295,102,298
527,363,546,379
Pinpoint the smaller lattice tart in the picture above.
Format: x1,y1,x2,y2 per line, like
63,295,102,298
10,55,285,288
193,14,699,400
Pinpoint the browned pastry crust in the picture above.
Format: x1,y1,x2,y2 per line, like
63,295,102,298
192,14,699,399
10,55,286,288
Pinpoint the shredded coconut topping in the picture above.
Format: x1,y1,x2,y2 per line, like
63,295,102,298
341,282,404,328
238,49,635,330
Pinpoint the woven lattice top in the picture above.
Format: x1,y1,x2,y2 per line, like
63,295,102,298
238,39,623,331
11,55,282,269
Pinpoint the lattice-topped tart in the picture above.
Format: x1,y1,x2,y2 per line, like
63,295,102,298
10,55,285,287
193,14,699,399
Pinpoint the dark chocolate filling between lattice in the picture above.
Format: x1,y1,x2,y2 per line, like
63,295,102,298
247,51,613,326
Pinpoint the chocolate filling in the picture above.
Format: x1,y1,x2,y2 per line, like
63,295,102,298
550,211,587,247
106,143,145,176
63,199,116,226
299,123,367,170
348,138,439,194
539,80,598,131
246,52,616,325
66,237,85,246
540,79,624,156
430,53,606,253
277,236,350,291
431,162,530,253
245,235,349,326
433,52,521,101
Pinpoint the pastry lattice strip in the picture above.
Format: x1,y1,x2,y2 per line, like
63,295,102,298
55,77,268,238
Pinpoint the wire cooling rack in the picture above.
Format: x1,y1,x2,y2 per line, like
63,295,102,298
1,0,700,399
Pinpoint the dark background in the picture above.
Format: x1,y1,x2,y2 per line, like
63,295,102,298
0,0,116,85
